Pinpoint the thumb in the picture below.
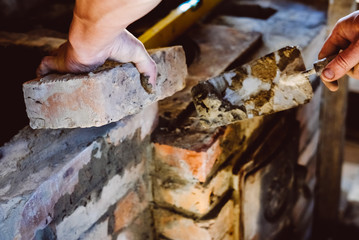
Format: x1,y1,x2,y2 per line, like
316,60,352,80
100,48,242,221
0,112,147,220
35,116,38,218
321,41,359,82
36,56,58,77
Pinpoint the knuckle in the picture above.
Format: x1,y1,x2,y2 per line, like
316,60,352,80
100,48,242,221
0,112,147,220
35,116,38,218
335,54,350,70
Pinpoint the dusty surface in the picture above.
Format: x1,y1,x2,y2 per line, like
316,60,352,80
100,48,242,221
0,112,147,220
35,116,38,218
191,46,313,128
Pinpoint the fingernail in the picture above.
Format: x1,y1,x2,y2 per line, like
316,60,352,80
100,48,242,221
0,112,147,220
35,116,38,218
322,68,334,80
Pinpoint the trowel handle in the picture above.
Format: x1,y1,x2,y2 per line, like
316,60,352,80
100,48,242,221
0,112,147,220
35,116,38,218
313,54,338,89
313,54,336,75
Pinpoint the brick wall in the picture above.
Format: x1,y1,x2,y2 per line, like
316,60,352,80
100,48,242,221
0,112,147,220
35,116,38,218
0,0,327,239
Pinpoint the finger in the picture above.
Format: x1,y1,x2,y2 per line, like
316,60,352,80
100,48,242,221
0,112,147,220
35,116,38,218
318,30,350,59
321,40,359,82
36,56,58,77
321,78,339,92
133,55,157,86
110,30,158,86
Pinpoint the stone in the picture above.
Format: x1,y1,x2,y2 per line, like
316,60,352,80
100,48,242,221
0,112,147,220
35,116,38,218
23,46,187,129
191,46,313,128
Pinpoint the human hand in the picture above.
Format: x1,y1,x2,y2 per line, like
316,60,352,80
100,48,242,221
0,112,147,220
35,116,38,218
37,0,161,86
319,10,359,91
37,29,157,86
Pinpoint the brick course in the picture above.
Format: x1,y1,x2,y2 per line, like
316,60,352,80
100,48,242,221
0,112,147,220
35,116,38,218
0,104,158,240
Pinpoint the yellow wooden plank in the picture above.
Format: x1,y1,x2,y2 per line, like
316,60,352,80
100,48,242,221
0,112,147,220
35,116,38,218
139,0,224,48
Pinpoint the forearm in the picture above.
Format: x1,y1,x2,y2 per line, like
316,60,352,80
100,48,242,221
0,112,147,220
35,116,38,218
68,0,161,63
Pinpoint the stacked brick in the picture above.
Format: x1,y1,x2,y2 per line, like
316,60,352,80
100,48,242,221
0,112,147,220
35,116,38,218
0,103,159,240
152,117,265,239
0,1,327,240
0,32,186,239
150,21,262,240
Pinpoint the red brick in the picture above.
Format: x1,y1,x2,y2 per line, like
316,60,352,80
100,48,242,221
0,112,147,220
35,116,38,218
154,141,221,183
113,182,148,233
154,200,234,240
153,167,232,216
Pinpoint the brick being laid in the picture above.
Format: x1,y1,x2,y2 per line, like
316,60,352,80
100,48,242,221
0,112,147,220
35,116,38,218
23,46,187,129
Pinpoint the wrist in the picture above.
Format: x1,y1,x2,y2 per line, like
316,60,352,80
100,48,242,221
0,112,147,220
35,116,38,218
68,13,121,65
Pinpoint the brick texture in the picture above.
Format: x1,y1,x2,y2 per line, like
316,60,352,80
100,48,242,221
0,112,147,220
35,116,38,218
0,104,157,240
113,180,149,233
154,200,234,240
23,46,187,129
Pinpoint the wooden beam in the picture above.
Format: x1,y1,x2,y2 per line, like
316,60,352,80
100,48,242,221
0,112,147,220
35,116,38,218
139,0,224,48
313,0,354,239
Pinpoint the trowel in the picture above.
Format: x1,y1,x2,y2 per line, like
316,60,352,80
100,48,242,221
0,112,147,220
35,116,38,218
191,46,335,128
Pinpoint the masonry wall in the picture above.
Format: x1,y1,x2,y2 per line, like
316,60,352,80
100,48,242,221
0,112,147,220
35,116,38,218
0,0,327,239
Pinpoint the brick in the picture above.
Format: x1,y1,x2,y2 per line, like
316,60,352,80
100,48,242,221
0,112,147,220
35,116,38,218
153,140,221,183
113,180,149,233
153,167,232,216
191,46,313,128
0,104,157,240
78,219,111,240
23,46,186,129
115,208,154,240
55,159,146,240
153,113,264,182
154,200,234,240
